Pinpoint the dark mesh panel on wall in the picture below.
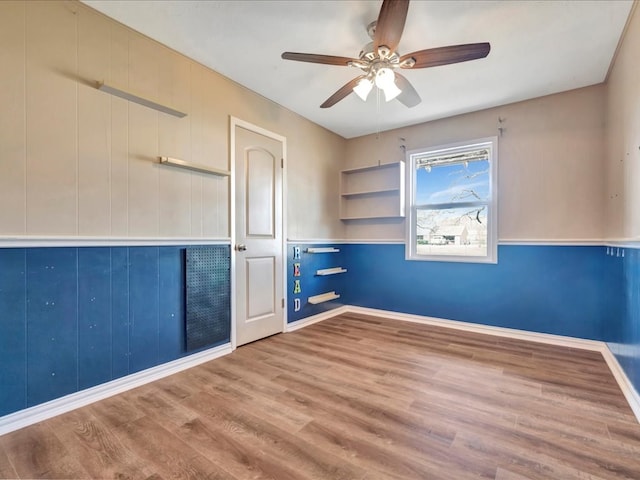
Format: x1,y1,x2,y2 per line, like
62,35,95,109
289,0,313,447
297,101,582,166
185,246,231,351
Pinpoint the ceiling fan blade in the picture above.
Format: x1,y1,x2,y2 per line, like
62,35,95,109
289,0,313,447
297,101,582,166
374,0,410,55
400,43,491,69
320,76,365,108
394,73,421,108
281,52,357,66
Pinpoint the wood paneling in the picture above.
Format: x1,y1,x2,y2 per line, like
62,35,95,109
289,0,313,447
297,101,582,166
26,1,78,235
109,24,130,236
158,51,192,237
0,249,26,416
78,7,111,236
2,313,640,479
25,248,78,407
0,1,26,235
0,245,216,417
127,102,159,236
128,247,159,373
3,2,229,240
189,63,205,237
77,248,112,389
0,1,347,241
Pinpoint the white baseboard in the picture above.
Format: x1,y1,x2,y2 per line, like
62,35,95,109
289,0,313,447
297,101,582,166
601,348,640,421
346,306,605,350
285,306,349,332
0,343,232,436
4,305,640,436
291,305,640,424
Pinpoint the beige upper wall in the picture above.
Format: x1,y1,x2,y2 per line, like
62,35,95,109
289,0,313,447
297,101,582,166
0,1,346,240
344,85,606,242
605,3,640,241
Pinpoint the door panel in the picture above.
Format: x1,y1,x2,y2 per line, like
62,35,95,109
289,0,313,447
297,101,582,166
235,125,283,346
246,257,275,319
246,150,275,237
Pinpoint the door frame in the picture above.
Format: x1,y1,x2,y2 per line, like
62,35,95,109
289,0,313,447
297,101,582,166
229,116,287,350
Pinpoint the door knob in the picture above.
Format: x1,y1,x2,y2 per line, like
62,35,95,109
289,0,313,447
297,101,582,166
235,244,247,251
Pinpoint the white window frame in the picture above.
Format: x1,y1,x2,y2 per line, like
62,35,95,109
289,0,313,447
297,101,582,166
405,136,498,263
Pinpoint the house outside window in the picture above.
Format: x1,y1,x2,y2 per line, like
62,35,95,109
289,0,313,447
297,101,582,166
406,137,498,263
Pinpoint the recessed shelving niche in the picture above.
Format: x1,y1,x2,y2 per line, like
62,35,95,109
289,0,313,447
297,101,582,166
340,162,405,220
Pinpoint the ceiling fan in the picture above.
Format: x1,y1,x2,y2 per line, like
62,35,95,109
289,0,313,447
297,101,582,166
281,0,490,109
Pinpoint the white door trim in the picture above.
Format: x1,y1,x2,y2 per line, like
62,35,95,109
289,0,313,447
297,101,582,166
229,116,287,350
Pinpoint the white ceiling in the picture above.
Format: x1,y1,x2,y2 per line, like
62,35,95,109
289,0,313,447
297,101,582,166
83,0,633,139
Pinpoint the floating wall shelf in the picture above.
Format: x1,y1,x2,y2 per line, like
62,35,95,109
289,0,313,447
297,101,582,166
308,291,341,304
159,157,231,177
316,267,347,276
341,187,401,198
97,81,187,118
306,247,340,253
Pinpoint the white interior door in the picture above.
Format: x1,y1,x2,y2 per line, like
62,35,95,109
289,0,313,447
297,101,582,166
234,123,284,347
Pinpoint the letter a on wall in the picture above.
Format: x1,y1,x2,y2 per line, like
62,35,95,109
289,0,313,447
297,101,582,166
293,279,301,294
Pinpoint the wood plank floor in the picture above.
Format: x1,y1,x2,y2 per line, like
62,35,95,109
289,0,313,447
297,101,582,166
2,312,640,479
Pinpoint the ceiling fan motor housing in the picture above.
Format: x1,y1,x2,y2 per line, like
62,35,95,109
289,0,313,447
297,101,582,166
359,42,400,64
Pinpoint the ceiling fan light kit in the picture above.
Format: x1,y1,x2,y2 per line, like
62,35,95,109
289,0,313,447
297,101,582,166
353,78,373,101
281,0,490,109
375,67,402,102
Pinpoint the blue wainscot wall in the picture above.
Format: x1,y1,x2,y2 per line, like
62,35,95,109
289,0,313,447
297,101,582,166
609,247,640,394
0,245,230,417
286,244,348,323
340,244,621,341
3,242,638,419
288,243,638,392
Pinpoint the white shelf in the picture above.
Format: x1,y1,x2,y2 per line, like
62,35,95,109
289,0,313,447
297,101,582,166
341,162,401,174
316,267,347,276
159,157,230,177
340,162,405,220
306,247,340,253
340,216,404,221
97,81,187,118
308,291,341,304
341,188,400,198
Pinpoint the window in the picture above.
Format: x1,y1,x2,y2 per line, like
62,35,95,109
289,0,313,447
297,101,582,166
406,137,497,263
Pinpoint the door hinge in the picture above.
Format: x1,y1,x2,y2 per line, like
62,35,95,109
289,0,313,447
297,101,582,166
281,298,285,308
281,158,284,168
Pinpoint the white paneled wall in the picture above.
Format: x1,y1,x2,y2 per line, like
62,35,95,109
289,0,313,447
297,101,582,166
0,1,27,234
0,2,245,240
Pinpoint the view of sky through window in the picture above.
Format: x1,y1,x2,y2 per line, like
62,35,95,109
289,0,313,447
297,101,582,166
415,158,490,205
414,155,490,257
